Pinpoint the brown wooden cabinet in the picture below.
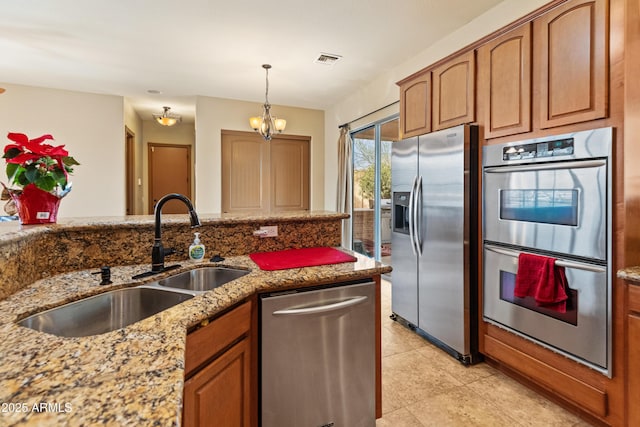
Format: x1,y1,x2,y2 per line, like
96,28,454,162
269,138,310,211
221,130,310,213
183,338,251,427
477,23,532,139
398,71,431,139
628,285,640,425
183,300,254,427
432,50,475,131
534,0,608,129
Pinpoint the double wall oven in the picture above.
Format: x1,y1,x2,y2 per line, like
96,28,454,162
482,127,612,377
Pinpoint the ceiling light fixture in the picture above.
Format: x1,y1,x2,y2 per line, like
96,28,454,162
153,106,181,126
249,64,286,141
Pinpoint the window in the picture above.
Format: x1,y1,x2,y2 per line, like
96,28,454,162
351,116,398,263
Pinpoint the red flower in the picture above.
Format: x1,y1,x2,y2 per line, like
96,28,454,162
6,133,68,164
3,132,79,193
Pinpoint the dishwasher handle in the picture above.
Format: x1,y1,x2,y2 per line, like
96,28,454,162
272,296,368,316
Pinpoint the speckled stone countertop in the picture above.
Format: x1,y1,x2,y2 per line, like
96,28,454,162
617,266,640,284
0,211,349,300
0,251,390,426
0,211,350,244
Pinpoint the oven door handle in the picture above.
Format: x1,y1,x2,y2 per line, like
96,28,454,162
484,244,606,273
483,159,606,174
408,176,418,256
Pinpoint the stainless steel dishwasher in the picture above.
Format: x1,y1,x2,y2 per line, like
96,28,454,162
260,279,376,427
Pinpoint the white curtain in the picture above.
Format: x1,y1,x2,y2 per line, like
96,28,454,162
336,125,353,248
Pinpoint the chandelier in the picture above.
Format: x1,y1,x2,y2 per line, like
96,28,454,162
153,106,181,126
249,64,286,141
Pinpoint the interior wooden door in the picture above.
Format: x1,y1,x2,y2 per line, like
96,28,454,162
125,127,136,215
148,143,191,214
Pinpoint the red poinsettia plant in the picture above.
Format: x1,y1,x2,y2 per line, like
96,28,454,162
2,132,79,194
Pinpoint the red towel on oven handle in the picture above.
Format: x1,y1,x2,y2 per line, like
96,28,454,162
514,252,569,313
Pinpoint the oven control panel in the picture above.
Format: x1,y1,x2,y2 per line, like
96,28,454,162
502,138,574,161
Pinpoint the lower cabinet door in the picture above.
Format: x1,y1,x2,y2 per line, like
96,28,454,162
183,338,251,427
629,313,640,425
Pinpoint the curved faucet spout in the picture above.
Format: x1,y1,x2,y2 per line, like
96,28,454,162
152,193,201,272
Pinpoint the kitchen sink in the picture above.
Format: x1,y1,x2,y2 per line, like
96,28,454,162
18,287,194,337
155,267,249,293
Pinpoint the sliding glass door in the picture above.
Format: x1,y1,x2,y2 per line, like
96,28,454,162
351,116,398,264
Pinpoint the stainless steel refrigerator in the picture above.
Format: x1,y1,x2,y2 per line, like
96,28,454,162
391,124,479,364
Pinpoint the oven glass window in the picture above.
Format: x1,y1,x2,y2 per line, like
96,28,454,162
499,271,578,325
500,189,578,226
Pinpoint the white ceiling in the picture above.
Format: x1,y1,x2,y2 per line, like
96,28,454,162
1,0,505,123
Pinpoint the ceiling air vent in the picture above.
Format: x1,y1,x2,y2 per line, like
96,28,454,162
315,53,342,65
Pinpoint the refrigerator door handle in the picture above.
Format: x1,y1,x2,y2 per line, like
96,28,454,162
408,175,418,256
414,175,423,256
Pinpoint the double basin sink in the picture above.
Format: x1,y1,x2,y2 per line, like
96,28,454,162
18,267,249,337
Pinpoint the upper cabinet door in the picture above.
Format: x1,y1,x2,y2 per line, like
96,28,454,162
478,23,532,139
535,0,608,129
432,50,475,131
399,71,431,139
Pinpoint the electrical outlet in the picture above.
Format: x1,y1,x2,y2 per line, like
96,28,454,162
259,225,278,237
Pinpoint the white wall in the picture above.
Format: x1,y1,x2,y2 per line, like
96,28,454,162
195,96,324,214
1,0,552,218
323,0,552,210
0,83,125,217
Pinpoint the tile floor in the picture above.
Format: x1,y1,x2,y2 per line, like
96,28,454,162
376,279,593,427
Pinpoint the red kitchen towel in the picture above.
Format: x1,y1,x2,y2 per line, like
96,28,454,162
249,247,357,271
514,252,569,313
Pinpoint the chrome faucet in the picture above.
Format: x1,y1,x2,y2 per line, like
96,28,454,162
151,193,201,272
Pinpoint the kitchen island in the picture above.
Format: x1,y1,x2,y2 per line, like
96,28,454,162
0,212,391,426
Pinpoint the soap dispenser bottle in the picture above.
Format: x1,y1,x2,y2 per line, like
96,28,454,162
189,232,205,262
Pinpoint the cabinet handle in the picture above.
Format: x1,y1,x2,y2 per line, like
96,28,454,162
272,296,368,316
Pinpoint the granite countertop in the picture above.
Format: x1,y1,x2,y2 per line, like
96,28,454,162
0,211,349,243
0,251,390,426
617,266,640,284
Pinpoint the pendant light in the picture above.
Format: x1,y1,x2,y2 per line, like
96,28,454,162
153,106,181,126
249,64,286,141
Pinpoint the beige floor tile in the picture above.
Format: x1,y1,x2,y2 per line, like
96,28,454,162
415,344,497,385
406,386,522,427
466,373,585,426
376,407,424,427
382,349,464,412
382,322,429,357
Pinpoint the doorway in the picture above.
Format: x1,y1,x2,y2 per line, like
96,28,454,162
351,116,398,264
125,127,136,215
148,143,191,214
